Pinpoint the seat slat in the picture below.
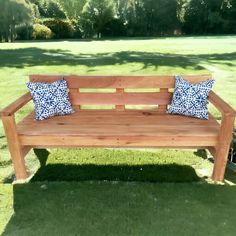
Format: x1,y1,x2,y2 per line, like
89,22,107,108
18,110,220,148
19,111,218,126
18,125,219,136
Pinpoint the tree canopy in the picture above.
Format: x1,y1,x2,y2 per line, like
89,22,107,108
81,0,115,38
0,0,236,42
0,0,33,42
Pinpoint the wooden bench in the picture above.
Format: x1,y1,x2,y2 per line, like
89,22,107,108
0,75,235,182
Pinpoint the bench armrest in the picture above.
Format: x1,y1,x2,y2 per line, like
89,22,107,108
208,91,236,117
0,92,32,117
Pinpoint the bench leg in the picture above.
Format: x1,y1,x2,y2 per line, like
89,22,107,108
211,115,235,182
2,116,29,180
212,145,230,182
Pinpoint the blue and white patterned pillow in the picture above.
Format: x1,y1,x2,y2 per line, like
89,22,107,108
26,79,74,120
168,76,214,119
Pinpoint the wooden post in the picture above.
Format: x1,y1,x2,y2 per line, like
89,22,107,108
70,88,80,109
212,115,235,181
116,88,125,111
158,88,168,112
2,116,28,180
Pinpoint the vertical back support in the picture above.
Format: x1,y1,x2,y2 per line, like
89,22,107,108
116,88,125,111
158,88,169,112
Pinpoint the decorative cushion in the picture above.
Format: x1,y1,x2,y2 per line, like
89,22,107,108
168,76,214,119
26,79,74,120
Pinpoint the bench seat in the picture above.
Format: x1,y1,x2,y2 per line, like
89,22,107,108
17,110,220,148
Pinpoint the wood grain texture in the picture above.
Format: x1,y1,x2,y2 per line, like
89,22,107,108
29,74,212,88
70,92,172,105
2,116,28,180
116,88,125,111
17,111,220,147
18,110,219,125
212,115,235,182
19,135,218,147
158,88,169,112
69,88,80,109
209,91,236,116
0,92,32,117
208,147,216,157
208,90,236,181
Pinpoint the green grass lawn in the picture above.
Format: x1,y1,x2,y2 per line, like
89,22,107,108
0,36,236,235
2,182,236,236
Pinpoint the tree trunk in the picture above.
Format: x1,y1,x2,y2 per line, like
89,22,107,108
6,26,10,42
26,24,29,40
10,25,14,42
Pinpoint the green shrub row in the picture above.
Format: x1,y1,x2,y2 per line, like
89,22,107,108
16,19,82,40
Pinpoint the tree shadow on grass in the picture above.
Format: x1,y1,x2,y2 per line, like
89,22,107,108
2,181,236,235
30,163,200,183
0,47,200,70
1,47,235,70
194,149,208,159
29,147,236,184
33,149,50,167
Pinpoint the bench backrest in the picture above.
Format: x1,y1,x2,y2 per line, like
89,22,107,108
29,75,212,112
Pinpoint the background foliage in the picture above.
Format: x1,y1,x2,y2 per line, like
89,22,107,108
0,0,236,41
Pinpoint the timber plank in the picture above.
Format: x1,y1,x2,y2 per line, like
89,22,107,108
29,75,212,88
18,111,218,126
70,92,172,105
17,110,220,146
19,135,217,147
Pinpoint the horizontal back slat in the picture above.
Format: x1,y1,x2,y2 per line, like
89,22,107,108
29,74,212,108
29,75,212,88
70,92,172,105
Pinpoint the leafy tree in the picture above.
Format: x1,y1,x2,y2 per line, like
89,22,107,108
45,0,67,19
2,0,236,40
81,0,115,38
29,0,67,19
144,0,180,35
115,0,180,36
57,0,87,19
0,0,33,42
43,18,75,38
28,0,47,18
220,0,236,33
102,18,127,37
124,0,145,36
182,0,236,34
32,23,53,39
